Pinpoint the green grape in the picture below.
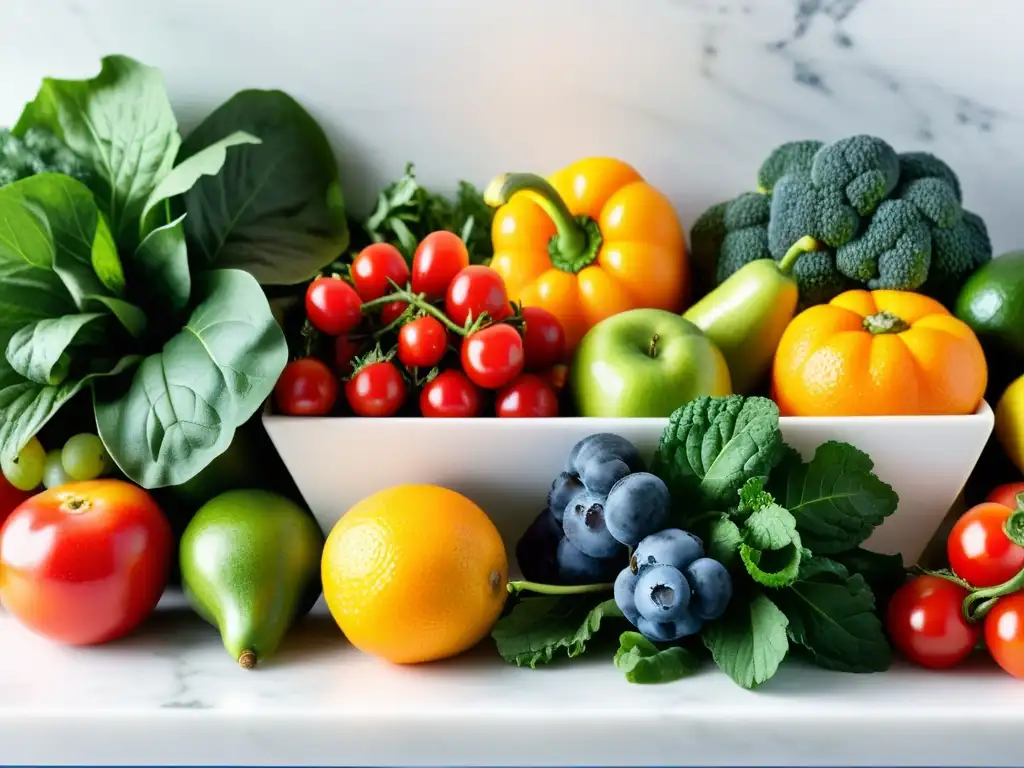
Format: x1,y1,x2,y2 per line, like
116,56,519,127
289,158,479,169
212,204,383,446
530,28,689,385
61,433,109,482
43,449,73,489
1,437,46,491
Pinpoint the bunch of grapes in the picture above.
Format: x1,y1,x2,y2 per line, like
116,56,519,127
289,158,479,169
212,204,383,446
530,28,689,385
517,433,733,644
1,433,115,493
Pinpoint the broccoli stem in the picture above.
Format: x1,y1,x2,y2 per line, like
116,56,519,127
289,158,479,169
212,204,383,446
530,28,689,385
779,235,818,276
482,172,602,274
862,311,910,335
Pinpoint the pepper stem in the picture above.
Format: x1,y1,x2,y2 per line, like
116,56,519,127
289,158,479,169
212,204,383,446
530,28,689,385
483,172,602,274
506,580,613,596
863,311,910,335
778,235,817,275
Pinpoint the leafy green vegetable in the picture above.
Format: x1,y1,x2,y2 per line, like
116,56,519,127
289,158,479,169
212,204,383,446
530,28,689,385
361,163,494,264
491,597,623,668
651,395,784,516
737,479,803,588
14,55,181,252
6,313,110,386
702,592,789,689
179,90,348,286
773,557,892,673
614,632,699,684
768,441,898,555
706,514,743,570
93,269,287,488
129,216,192,316
0,127,92,189
831,548,907,608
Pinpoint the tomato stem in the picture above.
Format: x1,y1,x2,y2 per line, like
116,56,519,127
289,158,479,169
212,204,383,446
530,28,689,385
962,564,1024,623
506,580,613,596
361,284,471,336
1004,508,1024,548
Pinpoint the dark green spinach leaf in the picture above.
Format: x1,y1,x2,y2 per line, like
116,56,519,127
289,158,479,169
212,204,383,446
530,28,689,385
491,597,623,668
614,632,700,684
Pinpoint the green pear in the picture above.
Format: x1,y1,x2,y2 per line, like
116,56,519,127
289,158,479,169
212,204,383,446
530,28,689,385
180,489,324,669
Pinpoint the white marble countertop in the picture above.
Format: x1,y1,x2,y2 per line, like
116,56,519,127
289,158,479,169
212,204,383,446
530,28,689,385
2,592,1024,767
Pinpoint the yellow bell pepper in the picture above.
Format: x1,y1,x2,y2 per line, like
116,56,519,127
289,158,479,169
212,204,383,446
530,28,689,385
484,157,689,353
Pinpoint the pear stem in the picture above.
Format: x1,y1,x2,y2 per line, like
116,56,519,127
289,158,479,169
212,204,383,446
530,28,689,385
238,649,257,669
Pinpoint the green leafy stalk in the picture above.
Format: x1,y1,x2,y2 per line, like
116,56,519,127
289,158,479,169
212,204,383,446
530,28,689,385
614,632,700,684
491,597,624,668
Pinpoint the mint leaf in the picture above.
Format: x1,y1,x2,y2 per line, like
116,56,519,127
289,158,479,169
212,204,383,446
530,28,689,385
652,395,784,516
491,597,623,667
738,476,774,514
614,632,700,684
739,498,802,588
707,514,743,570
769,441,898,555
773,556,892,673
702,592,789,689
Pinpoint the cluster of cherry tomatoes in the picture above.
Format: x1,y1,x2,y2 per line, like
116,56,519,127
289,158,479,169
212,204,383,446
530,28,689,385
274,230,568,418
887,482,1024,678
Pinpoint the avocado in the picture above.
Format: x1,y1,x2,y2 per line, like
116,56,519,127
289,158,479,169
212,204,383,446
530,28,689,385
179,489,325,669
683,256,799,394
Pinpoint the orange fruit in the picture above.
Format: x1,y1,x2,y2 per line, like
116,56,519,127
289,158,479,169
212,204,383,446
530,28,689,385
321,484,508,664
771,289,988,417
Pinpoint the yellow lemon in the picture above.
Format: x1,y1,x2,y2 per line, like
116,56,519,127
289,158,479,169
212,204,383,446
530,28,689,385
321,484,508,664
996,373,1024,475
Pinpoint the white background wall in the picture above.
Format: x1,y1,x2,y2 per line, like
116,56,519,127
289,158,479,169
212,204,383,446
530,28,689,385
1,0,1021,252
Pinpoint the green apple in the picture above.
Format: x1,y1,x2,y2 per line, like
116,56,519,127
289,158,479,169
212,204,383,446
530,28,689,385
570,308,732,417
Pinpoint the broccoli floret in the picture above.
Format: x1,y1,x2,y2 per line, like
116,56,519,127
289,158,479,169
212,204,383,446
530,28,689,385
689,200,729,297
899,177,961,229
810,135,901,216
767,174,859,258
790,249,856,309
835,199,932,290
896,151,962,201
0,127,91,188
920,210,992,306
757,140,823,193
718,192,772,282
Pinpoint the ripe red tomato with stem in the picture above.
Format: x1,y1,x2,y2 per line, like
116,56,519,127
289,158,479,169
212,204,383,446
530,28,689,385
0,479,172,645
495,374,559,418
988,483,1024,511
334,336,361,377
305,277,362,335
985,593,1024,679
445,266,511,328
398,317,449,369
351,243,410,301
520,306,566,370
886,575,980,669
274,358,338,416
948,501,1024,588
460,324,525,390
345,361,406,417
381,301,408,326
419,370,482,418
412,231,470,299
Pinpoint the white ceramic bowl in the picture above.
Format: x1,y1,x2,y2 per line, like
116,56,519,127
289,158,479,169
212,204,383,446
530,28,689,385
263,402,994,566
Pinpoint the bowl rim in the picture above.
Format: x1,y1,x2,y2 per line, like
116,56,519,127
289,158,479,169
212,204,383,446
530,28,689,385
263,399,994,427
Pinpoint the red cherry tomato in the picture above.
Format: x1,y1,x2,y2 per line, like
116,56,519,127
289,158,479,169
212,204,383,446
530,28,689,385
444,266,511,328
274,358,338,416
411,231,470,299
985,593,1024,679
495,374,559,418
520,306,566,370
351,243,410,301
886,575,980,669
0,475,32,529
381,301,408,326
419,370,482,418
305,277,362,336
947,502,1024,588
538,363,569,393
988,483,1024,511
460,324,525,390
398,317,449,369
345,361,406,417
0,480,172,645
334,336,360,377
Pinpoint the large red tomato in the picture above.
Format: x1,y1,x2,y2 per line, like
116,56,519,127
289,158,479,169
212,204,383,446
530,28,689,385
0,480,173,645
0,475,32,529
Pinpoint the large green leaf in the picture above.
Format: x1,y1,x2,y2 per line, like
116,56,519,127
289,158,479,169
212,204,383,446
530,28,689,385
126,215,191,315
0,356,141,463
179,90,348,285
93,269,288,488
5,312,109,386
2,173,125,305
14,55,181,250
140,131,261,236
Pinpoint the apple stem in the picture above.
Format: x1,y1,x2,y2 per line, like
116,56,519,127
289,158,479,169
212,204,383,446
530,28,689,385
648,333,659,358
